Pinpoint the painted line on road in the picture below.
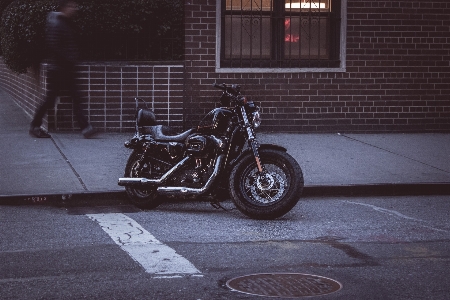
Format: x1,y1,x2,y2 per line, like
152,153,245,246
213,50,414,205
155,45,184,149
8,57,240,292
344,201,448,233
86,213,202,277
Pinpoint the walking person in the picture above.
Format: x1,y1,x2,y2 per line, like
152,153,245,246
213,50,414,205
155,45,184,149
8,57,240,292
29,0,96,138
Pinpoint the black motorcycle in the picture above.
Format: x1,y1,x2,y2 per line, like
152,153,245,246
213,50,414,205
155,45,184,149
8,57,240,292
118,83,304,219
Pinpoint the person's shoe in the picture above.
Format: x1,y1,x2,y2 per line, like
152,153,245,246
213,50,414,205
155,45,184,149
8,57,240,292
29,126,51,138
82,125,98,138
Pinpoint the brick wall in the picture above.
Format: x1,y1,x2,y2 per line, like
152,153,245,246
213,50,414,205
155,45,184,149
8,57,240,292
1,0,449,133
0,61,185,132
184,0,450,133
0,64,46,125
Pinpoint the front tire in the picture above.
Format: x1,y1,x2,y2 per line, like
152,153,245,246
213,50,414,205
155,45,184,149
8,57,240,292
124,151,162,209
229,149,304,220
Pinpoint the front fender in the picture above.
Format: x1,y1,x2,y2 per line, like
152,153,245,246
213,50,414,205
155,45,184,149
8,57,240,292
259,143,287,152
229,143,287,167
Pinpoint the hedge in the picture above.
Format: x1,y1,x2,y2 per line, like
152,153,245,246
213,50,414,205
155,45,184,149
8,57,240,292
1,0,184,74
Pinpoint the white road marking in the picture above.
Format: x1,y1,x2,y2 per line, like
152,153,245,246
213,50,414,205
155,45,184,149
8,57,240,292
344,201,448,233
86,213,202,276
345,201,420,221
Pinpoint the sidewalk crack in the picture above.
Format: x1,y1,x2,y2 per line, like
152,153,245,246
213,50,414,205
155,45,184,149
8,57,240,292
50,137,88,191
339,134,450,174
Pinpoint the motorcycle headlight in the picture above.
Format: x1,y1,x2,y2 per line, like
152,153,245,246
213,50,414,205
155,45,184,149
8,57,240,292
252,110,261,128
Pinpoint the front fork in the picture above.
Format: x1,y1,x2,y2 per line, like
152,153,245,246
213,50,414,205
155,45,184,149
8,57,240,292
240,107,264,173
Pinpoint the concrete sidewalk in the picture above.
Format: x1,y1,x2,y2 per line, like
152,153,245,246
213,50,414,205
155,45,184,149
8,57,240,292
1,87,450,205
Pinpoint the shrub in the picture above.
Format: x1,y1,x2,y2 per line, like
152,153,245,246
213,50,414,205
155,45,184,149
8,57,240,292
1,0,184,74
0,0,18,55
0,0,14,10
1,0,53,73
75,0,184,61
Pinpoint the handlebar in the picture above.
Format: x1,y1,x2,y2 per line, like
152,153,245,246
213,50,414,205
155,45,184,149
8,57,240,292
213,83,226,91
213,83,241,95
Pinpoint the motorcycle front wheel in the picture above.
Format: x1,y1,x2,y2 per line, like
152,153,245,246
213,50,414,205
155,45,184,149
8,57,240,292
229,148,304,220
124,150,162,209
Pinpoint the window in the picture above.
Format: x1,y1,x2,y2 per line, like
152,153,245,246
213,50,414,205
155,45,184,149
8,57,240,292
219,0,344,70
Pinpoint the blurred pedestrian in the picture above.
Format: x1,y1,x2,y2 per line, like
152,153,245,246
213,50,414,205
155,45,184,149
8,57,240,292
29,0,96,138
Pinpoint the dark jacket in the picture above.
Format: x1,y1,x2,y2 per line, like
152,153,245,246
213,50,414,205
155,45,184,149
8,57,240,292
46,11,79,70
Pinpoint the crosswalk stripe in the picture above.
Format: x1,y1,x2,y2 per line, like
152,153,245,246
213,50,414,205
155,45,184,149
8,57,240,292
86,213,202,276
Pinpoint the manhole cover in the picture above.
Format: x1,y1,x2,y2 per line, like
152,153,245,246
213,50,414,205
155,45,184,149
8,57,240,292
226,273,342,298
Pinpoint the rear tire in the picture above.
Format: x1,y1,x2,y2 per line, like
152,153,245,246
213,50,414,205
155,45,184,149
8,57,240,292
229,149,304,220
124,151,162,209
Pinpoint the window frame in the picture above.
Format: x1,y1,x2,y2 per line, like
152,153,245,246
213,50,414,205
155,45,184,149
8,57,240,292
215,0,347,73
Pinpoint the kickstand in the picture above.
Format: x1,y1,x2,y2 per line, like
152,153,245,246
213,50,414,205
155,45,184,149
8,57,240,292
210,201,229,211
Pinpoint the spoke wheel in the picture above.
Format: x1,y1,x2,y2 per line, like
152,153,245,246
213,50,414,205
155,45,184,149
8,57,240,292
244,165,287,205
230,149,304,220
124,151,162,209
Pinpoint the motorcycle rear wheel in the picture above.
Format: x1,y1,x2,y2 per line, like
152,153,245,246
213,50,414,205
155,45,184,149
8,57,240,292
229,149,304,220
124,151,162,209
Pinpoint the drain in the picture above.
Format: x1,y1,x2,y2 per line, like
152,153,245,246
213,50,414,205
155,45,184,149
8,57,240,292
226,273,342,298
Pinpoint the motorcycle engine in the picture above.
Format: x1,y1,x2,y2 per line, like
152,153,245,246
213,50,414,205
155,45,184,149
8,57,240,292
172,134,226,190
185,134,225,158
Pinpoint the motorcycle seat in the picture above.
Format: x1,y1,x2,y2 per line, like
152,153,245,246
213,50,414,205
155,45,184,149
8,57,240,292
141,125,194,142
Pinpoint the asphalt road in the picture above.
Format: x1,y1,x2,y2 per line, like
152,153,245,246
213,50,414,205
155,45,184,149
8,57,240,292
1,195,449,299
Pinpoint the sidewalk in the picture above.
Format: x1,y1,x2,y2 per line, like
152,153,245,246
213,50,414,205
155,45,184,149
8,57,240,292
1,87,450,205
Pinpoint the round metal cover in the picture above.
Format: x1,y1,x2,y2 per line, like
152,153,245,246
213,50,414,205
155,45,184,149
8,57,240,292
226,273,342,298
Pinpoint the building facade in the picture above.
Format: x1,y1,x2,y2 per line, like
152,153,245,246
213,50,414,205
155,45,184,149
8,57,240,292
183,0,450,132
0,0,449,133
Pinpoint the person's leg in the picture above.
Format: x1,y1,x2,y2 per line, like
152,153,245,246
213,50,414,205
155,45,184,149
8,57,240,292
30,69,59,138
67,70,87,130
71,88,89,130
68,71,96,138
30,92,57,127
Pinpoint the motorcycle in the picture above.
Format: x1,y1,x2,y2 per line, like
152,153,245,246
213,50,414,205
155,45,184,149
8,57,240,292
118,83,304,220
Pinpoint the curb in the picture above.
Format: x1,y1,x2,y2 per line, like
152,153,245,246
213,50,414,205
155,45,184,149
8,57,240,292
303,182,450,197
0,191,127,207
1,183,450,207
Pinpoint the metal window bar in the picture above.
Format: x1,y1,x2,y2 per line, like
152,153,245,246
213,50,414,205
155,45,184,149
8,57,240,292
223,0,336,68
284,0,330,65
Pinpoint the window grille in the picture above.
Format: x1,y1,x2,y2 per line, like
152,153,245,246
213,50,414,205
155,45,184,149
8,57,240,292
221,0,341,68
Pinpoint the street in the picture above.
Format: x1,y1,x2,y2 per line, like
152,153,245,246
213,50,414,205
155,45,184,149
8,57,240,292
1,195,449,299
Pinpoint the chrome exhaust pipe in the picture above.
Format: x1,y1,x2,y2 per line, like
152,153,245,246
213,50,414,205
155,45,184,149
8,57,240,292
118,156,190,186
157,155,224,196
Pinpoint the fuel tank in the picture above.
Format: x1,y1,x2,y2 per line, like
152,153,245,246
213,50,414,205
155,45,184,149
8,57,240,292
197,108,233,135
